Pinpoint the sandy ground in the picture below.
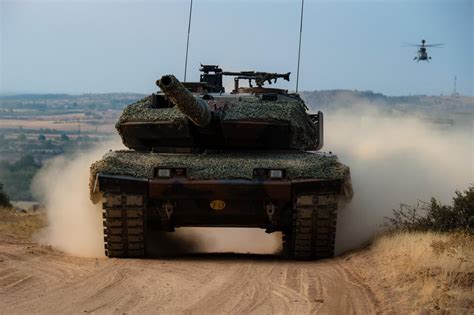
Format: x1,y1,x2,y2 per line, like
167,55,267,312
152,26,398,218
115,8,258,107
0,235,381,314
2,211,470,314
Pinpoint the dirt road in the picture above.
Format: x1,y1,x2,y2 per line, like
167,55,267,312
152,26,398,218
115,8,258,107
0,236,380,314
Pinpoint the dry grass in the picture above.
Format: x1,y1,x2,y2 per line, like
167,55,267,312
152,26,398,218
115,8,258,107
370,231,473,312
0,208,46,240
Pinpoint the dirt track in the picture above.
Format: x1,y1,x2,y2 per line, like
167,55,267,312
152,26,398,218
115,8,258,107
0,236,380,314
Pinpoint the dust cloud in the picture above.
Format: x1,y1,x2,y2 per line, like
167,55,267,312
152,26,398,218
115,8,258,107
324,107,473,254
32,140,124,257
32,106,472,257
31,138,279,257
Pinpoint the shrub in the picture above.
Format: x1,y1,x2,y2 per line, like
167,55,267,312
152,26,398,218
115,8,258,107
384,186,473,233
0,187,12,208
0,155,41,201
60,134,70,141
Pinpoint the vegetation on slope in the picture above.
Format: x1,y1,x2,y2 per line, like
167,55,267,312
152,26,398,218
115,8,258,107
369,232,473,312
369,186,474,312
0,207,46,239
0,155,41,201
385,186,473,233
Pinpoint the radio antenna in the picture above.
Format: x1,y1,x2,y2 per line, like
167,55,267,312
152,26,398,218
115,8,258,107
183,0,193,81
296,0,304,93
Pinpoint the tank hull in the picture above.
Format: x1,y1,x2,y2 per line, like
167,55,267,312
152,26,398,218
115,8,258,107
97,173,342,227
91,150,351,259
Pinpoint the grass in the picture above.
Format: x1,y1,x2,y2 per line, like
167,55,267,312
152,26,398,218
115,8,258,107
370,231,473,311
0,207,46,239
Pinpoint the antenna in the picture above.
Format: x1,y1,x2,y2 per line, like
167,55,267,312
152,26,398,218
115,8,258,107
452,75,459,97
296,0,304,93
183,0,193,82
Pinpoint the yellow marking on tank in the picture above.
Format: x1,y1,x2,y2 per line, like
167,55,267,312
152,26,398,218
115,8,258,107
210,200,226,210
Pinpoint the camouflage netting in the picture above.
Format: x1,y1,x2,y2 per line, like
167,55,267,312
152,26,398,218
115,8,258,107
223,100,317,148
115,95,188,136
116,95,317,149
89,150,353,202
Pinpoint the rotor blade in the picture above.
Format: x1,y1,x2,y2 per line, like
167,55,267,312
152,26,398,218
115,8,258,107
425,43,445,47
402,43,422,47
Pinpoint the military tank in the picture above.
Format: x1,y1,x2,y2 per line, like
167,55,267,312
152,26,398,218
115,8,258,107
90,64,352,260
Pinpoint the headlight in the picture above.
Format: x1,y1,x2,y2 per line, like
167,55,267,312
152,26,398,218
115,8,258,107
269,169,283,179
253,169,286,179
154,168,187,178
157,168,171,178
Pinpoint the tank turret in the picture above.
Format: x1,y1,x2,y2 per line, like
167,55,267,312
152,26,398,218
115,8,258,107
157,75,212,127
116,65,323,152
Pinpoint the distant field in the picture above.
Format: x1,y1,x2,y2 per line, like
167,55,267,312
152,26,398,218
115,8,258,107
15,113,86,120
0,119,116,133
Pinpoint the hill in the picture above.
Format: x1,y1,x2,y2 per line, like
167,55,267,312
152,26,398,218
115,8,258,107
300,90,473,112
300,90,473,128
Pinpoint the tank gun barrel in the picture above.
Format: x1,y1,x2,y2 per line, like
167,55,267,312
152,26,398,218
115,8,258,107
157,75,212,127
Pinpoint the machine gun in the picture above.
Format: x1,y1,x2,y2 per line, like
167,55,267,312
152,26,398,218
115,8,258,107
197,64,290,91
222,71,291,87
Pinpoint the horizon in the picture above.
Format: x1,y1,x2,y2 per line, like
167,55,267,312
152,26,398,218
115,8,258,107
1,88,473,98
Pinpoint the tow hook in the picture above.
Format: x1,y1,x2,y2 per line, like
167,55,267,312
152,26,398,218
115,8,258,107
162,201,174,220
266,202,276,222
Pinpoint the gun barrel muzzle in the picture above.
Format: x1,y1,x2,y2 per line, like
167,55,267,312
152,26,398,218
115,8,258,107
157,75,212,127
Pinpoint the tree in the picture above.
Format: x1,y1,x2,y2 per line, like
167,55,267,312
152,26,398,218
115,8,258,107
12,155,37,170
38,134,46,141
60,134,70,142
0,185,12,208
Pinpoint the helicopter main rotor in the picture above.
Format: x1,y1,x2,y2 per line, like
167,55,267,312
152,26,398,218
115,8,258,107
404,39,445,48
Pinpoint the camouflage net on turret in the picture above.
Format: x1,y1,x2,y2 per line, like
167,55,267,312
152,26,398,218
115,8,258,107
116,95,318,149
115,96,188,137
90,150,353,202
223,99,317,148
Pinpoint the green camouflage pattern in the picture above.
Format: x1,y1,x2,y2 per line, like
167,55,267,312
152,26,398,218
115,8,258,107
222,99,316,147
115,95,188,137
116,94,317,148
90,150,353,199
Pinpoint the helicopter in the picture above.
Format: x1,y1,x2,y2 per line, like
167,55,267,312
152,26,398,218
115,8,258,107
405,39,445,62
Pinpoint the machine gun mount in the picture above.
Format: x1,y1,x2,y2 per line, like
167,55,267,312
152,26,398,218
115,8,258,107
197,64,291,94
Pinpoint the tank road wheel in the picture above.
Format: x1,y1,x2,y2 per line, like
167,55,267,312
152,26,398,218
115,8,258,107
102,194,146,258
283,193,337,260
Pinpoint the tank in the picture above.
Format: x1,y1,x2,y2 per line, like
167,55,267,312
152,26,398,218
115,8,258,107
90,65,352,260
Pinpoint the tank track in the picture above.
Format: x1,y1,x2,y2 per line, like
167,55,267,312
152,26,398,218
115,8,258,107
102,194,146,258
283,193,337,260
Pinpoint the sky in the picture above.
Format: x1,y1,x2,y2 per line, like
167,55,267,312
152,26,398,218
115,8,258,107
1,0,472,96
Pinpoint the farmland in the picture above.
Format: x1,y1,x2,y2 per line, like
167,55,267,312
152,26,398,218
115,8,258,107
0,93,145,200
